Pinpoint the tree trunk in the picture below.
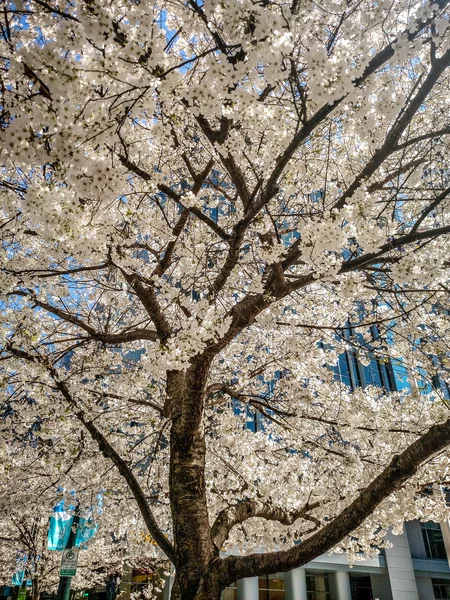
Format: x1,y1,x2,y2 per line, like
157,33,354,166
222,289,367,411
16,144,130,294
168,357,219,600
32,577,40,600
169,573,223,600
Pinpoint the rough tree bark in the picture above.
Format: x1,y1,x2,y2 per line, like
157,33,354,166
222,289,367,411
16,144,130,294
168,358,220,600
32,577,40,600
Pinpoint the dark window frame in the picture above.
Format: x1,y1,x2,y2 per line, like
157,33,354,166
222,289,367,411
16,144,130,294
421,521,447,560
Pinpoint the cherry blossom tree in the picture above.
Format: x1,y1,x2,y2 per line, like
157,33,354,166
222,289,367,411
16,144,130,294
0,475,164,600
2,0,450,598
0,514,53,600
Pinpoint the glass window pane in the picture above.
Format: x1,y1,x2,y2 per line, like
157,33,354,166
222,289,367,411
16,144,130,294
421,522,447,559
432,578,450,599
363,359,382,387
307,593,328,600
268,575,284,590
349,574,373,600
306,573,331,600
336,353,353,388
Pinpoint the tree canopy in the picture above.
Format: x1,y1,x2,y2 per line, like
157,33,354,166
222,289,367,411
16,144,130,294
2,1,450,598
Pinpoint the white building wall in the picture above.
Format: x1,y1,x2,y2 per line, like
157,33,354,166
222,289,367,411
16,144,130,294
284,568,307,600
415,576,436,600
441,518,450,567
162,574,173,600
370,572,393,600
158,520,450,600
237,577,258,600
383,529,420,600
405,520,428,560
334,571,351,600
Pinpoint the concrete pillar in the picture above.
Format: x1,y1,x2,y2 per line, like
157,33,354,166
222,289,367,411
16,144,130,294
441,519,450,566
284,568,307,600
162,574,173,600
385,529,419,600
370,573,393,600
335,571,351,600
415,576,436,600
237,577,258,600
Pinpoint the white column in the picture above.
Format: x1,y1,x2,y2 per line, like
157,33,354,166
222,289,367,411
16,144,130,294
335,571,351,600
284,568,307,600
237,577,258,600
162,574,173,600
441,519,450,566
385,529,419,600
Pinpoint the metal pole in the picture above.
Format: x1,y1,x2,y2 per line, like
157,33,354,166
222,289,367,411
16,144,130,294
56,506,79,600
105,575,118,600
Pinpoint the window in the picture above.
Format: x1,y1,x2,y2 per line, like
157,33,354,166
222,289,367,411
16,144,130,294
337,347,363,390
306,573,334,600
332,325,397,392
416,367,433,395
349,574,373,600
421,522,447,559
246,405,262,433
258,574,285,600
432,578,450,599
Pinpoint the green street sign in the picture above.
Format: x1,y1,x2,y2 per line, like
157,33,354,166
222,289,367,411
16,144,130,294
17,589,27,600
60,548,79,577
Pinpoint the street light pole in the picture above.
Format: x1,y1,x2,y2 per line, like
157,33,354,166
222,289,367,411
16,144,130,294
55,506,80,600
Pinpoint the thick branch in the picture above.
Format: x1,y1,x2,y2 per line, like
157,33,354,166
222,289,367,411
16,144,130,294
55,380,176,563
191,113,252,208
121,273,171,340
394,124,450,152
367,157,426,192
211,500,320,549
340,223,450,273
203,219,450,364
257,3,450,212
410,184,450,233
119,154,229,243
208,222,247,297
220,414,450,582
154,209,189,277
4,262,109,279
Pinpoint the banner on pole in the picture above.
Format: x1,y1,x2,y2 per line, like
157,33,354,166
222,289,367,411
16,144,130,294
48,501,73,551
48,499,99,551
11,553,27,586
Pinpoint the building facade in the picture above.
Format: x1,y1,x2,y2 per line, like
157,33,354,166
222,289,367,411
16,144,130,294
112,519,450,600
214,519,450,600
